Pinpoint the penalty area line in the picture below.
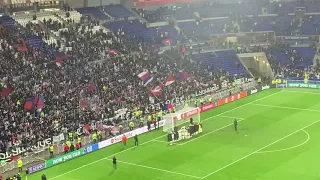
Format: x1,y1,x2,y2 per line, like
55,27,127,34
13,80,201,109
256,129,310,154
201,120,320,179
251,103,320,113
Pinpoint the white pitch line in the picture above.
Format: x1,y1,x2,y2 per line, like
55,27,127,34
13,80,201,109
111,159,203,179
152,139,182,145
283,90,320,95
201,120,320,179
179,119,244,146
251,103,320,113
50,91,282,179
256,129,310,154
217,115,244,120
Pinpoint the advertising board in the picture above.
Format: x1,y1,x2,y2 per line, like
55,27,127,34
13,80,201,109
199,103,216,113
27,162,46,174
46,148,85,168
83,144,99,154
261,85,270,90
287,83,320,89
217,91,248,106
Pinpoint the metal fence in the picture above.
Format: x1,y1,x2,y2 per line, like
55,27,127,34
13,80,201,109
0,154,35,173
0,135,96,173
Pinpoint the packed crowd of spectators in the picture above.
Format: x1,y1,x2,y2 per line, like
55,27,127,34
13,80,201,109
0,16,237,154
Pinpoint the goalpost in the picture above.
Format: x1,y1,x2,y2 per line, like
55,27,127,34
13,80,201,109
162,107,201,133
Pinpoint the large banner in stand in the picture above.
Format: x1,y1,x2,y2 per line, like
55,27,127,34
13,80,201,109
110,85,219,121
112,80,253,121
0,138,51,162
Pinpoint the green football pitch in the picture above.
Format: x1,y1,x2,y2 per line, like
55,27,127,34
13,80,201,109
25,88,320,180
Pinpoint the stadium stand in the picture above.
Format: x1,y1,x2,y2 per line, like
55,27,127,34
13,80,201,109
106,20,179,44
103,4,134,19
2,1,320,178
76,7,109,20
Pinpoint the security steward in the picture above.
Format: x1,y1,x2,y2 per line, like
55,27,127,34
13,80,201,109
97,130,102,142
49,144,54,157
200,99,204,106
92,131,97,143
157,110,162,130
129,121,135,130
77,135,82,147
17,159,23,172
258,77,262,85
139,116,144,127
68,131,73,141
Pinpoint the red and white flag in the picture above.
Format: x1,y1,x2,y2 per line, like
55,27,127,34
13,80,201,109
148,83,163,96
165,76,175,86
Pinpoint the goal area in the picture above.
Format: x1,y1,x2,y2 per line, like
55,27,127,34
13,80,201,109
163,107,200,132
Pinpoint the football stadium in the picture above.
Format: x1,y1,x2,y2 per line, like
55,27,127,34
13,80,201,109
1,0,320,180
22,88,320,180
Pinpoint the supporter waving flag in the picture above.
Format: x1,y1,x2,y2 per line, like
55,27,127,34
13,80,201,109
37,95,45,110
55,55,67,67
1,87,11,97
148,83,163,96
164,104,173,110
108,49,119,55
88,84,95,93
165,76,175,86
56,59,62,67
24,97,35,110
138,71,153,86
176,72,188,81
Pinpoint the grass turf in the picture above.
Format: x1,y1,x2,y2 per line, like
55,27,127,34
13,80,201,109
25,88,320,180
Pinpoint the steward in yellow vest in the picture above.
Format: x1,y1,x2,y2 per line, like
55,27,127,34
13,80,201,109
77,136,82,147
68,132,73,140
17,159,23,172
66,140,71,147
97,131,101,141
129,122,134,130
258,77,262,84
49,145,54,157
92,132,97,143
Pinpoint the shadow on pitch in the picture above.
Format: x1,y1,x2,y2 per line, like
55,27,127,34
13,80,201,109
109,169,115,176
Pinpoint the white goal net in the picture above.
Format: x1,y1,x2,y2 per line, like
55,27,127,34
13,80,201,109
163,107,200,132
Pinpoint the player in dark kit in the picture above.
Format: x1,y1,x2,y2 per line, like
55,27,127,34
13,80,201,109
134,134,138,146
113,156,117,169
41,174,47,180
234,119,238,131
